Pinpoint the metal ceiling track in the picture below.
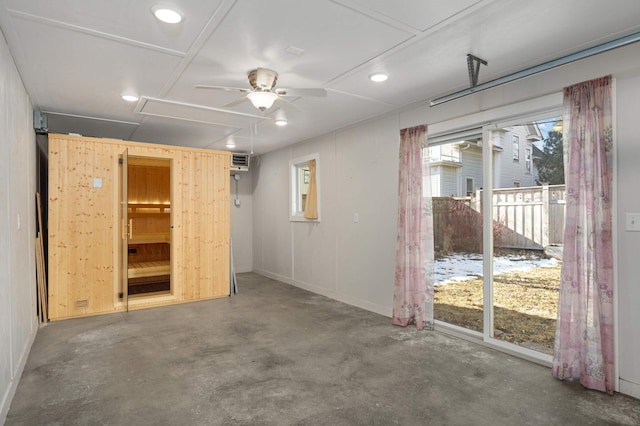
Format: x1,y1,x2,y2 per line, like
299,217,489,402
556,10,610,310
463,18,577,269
430,30,640,106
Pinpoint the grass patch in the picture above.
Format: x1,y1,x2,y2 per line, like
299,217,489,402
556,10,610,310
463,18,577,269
434,263,561,354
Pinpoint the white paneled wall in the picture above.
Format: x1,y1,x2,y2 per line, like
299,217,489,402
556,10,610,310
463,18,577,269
252,149,293,279
0,34,37,422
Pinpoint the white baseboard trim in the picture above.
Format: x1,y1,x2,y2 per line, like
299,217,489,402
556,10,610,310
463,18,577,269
619,378,640,399
0,319,38,424
252,268,392,318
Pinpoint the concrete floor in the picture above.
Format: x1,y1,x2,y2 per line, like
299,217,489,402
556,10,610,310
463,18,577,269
6,273,640,425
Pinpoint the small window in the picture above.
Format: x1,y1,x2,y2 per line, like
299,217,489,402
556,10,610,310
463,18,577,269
512,134,520,162
525,147,532,174
466,177,474,196
513,180,520,188
290,153,320,221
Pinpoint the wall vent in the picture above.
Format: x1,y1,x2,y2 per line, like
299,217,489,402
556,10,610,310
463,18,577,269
76,299,88,309
230,153,250,171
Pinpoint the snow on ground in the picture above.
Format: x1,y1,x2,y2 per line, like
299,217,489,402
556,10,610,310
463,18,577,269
434,252,559,285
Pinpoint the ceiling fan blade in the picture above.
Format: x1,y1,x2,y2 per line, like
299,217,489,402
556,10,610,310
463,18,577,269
195,85,251,93
275,88,327,97
223,96,250,108
274,96,298,112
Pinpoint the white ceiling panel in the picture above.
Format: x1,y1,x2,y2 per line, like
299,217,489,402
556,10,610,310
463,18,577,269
4,0,223,53
7,18,183,120
339,0,486,32
129,116,233,149
184,0,414,90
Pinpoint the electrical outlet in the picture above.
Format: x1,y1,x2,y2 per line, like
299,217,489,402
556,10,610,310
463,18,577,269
234,199,241,207
353,213,359,223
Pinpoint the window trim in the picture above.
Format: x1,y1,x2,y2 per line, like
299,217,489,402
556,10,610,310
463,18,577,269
290,153,321,222
525,146,532,174
512,134,520,162
465,177,474,196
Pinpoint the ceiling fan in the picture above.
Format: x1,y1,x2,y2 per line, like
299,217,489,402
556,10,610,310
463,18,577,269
196,67,327,112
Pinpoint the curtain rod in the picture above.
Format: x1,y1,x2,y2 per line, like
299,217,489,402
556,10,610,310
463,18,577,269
430,30,640,106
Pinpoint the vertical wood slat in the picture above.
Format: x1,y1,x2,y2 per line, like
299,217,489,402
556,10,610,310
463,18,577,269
47,134,230,320
492,184,565,250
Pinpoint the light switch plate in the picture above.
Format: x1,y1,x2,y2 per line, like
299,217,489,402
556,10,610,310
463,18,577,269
626,213,640,231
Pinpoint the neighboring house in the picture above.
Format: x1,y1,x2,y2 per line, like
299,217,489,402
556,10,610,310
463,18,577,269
491,122,543,189
428,123,543,197
428,140,482,197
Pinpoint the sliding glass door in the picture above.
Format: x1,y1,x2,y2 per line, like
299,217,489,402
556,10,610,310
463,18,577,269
431,114,563,361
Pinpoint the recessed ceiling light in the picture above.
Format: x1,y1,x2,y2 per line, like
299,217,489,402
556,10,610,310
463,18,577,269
152,6,183,24
225,139,236,148
274,119,287,126
369,72,389,83
121,94,139,102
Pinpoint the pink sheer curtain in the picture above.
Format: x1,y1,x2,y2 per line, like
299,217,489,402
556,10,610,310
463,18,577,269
552,76,614,394
392,125,435,331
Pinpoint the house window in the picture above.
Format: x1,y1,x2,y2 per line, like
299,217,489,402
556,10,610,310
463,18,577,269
466,177,474,196
512,135,520,162
513,180,520,188
525,147,532,174
290,153,320,221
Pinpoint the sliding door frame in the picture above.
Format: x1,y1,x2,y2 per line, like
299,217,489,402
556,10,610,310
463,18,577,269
430,96,564,366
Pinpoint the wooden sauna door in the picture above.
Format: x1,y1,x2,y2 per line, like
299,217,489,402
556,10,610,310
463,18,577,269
126,156,172,299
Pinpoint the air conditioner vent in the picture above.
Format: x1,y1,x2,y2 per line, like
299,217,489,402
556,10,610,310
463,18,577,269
231,153,250,171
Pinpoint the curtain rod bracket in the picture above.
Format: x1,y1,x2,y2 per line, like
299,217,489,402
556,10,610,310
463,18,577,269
467,54,488,87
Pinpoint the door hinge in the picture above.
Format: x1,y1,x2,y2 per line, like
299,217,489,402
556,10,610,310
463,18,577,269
118,158,123,165
118,292,123,299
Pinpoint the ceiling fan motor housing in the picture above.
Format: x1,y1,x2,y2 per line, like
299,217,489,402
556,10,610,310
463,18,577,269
248,68,278,90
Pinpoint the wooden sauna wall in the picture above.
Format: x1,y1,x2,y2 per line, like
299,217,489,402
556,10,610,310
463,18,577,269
48,134,231,320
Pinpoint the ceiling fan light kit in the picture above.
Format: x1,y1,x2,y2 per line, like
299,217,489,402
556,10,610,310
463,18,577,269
247,91,278,111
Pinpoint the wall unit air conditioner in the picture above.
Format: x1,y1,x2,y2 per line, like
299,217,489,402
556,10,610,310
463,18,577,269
230,153,250,171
